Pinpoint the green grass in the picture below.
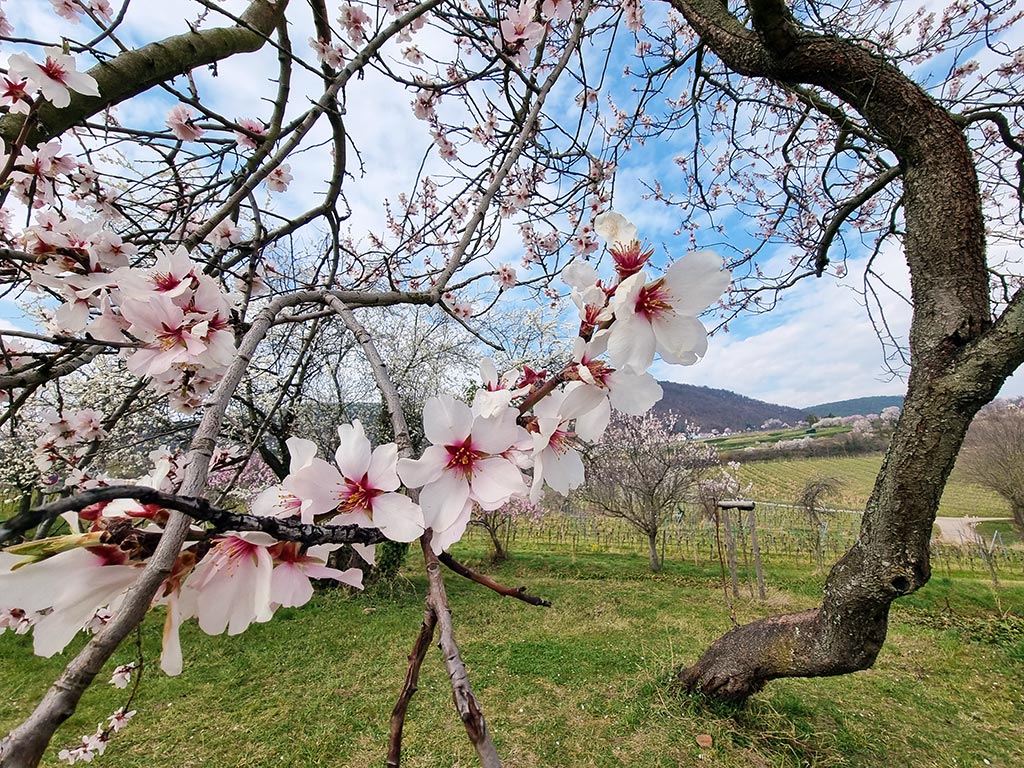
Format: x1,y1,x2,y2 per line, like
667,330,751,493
737,454,1012,517
2,542,1023,767
975,520,1022,547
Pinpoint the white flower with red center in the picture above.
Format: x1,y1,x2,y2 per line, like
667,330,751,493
265,164,292,192
166,104,204,142
250,437,319,521
205,219,244,250
120,293,209,377
498,0,545,67
109,662,135,689
597,212,730,373
268,542,363,609
397,396,527,552
338,3,371,44
233,117,266,149
594,209,654,279
310,37,345,69
179,531,276,636
6,48,99,109
107,707,135,733
115,245,196,299
284,420,424,542
526,386,600,501
494,263,517,290
1,76,30,113
566,335,664,441
472,358,530,419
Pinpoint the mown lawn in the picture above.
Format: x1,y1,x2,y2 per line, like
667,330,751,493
2,542,1023,767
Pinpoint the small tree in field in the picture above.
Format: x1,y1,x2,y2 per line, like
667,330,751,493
796,476,844,566
579,414,719,571
471,497,543,563
956,403,1024,532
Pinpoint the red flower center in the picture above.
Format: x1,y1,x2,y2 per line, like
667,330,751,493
634,279,672,320
445,436,486,477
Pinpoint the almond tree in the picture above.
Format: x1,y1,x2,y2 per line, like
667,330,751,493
653,0,1024,702
579,413,719,571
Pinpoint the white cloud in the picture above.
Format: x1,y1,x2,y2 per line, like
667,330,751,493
655,250,913,407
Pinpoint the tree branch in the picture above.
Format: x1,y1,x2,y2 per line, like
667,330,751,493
0,0,288,146
0,485,387,548
438,552,552,607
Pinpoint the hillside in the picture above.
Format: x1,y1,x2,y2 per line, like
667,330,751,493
655,381,809,432
804,394,904,417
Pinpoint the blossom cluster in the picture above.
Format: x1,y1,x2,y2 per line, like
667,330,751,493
1,211,730,688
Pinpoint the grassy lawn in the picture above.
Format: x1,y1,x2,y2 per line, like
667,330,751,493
2,541,1022,767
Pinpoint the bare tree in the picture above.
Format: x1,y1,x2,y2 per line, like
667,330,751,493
956,403,1024,532
796,475,844,566
579,414,719,571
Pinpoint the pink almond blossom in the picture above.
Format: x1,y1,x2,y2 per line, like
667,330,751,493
285,420,424,541
166,104,204,142
7,48,99,109
397,396,526,552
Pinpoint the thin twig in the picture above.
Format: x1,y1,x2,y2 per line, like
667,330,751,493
438,552,551,607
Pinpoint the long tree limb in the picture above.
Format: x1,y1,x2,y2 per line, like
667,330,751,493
0,0,288,147
0,485,387,548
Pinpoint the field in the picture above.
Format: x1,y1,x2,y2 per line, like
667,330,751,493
2,540,1022,767
736,454,1012,518
703,425,852,452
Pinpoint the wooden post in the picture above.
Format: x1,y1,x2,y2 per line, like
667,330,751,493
721,505,739,598
719,501,763,599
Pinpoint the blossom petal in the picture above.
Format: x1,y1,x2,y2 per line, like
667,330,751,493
471,456,526,509
335,421,371,480
367,442,400,492
397,444,447,489
662,251,731,315
419,471,470,532
423,395,472,445
369,492,424,542
607,311,656,374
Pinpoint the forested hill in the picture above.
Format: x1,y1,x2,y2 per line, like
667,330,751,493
654,382,809,433
804,395,905,417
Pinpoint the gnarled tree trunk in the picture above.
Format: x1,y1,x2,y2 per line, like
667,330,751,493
668,0,1024,701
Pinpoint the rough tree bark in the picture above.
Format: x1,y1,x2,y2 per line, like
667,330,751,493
667,0,1024,701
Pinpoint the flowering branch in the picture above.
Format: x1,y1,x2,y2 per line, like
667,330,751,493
0,485,387,549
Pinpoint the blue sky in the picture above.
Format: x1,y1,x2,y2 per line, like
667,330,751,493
3,1,1022,410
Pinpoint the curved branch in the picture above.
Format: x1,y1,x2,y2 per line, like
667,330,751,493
438,552,552,607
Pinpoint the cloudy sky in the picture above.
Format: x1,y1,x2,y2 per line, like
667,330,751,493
3,1,1022,410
